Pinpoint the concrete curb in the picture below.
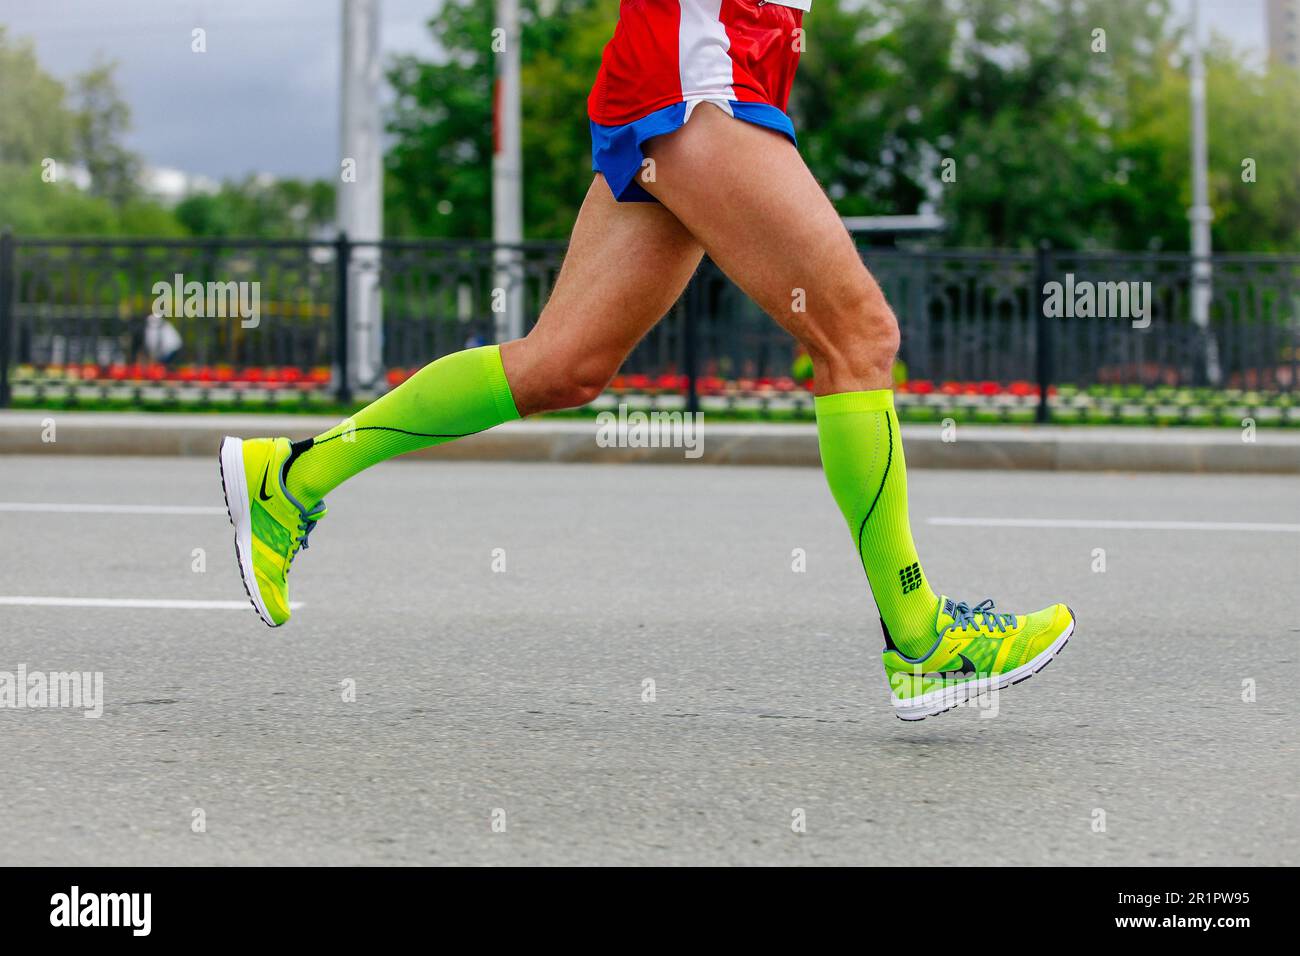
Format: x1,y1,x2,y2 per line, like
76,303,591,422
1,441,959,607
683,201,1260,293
1,411,1296,473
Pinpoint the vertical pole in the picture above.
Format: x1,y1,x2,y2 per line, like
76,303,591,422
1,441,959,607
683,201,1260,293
908,254,928,381
1035,240,1053,424
493,0,525,343
339,0,384,390
1188,0,1220,384
0,230,13,407
683,263,701,416
334,232,352,405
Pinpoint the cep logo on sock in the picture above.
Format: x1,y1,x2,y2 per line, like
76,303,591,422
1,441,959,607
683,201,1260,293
899,562,922,595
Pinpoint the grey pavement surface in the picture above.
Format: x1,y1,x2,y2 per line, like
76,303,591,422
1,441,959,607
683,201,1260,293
3,410,1299,473
0,455,1297,865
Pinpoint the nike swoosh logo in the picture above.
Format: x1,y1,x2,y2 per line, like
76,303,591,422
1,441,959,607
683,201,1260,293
920,654,979,682
258,462,275,501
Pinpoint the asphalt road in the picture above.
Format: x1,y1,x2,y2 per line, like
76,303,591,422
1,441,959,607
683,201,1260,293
1,455,1296,865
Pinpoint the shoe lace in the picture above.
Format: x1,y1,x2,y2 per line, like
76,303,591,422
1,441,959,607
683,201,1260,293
287,514,320,571
941,598,1017,637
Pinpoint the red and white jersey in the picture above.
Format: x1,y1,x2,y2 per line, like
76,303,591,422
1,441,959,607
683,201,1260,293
588,0,807,128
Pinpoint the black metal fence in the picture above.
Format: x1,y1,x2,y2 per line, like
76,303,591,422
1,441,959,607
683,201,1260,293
0,231,1295,423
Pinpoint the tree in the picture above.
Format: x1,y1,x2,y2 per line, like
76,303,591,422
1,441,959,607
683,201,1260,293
0,26,74,167
70,60,141,208
1207,49,1300,253
385,0,496,238
791,0,934,217
0,28,335,238
1117,38,1300,253
793,0,1300,252
175,176,336,238
826,0,1182,250
385,0,615,239
0,30,180,235
518,0,618,237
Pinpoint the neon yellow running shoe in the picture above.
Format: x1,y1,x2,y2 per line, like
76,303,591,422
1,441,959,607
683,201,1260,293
883,597,1075,720
218,436,325,627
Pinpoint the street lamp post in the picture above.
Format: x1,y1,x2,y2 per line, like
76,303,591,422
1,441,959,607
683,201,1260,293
493,0,525,344
338,0,385,392
1188,0,1221,384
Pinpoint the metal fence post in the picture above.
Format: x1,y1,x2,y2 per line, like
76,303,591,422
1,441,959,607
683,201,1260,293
0,230,14,408
334,231,352,405
683,262,701,416
907,254,929,381
1034,240,1053,424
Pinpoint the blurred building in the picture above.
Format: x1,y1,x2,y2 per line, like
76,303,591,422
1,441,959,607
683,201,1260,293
1267,0,1300,67
139,166,220,206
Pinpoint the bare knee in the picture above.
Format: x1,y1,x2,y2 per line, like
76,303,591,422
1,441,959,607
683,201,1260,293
535,368,609,412
797,275,900,391
501,336,617,416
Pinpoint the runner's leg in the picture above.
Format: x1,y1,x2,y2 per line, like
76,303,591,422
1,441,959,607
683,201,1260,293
640,105,940,655
500,176,702,417
283,175,703,505
221,174,703,627
642,104,898,394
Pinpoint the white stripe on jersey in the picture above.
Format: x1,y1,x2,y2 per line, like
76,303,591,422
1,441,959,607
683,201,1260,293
677,0,736,113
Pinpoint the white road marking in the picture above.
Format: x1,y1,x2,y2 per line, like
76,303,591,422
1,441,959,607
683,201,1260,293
928,517,1300,533
0,597,303,610
0,502,224,515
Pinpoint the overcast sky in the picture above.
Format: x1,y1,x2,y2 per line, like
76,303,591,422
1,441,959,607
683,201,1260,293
0,0,1269,182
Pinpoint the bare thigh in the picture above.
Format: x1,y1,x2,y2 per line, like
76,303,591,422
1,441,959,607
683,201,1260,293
501,175,703,416
641,103,897,392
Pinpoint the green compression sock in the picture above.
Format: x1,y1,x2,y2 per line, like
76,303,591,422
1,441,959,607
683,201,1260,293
815,389,940,658
284,344,519,506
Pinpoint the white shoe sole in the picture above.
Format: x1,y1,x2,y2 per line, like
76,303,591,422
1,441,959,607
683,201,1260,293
891,612,1075,721
219,436,278,627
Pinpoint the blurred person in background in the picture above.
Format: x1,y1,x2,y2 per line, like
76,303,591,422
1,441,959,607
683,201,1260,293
141,311,183,366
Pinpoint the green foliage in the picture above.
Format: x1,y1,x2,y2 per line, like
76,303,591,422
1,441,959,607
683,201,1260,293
1207,53,1300,253
0,30,181,235
798,0,1185,249
174,176,335,238
0,26,74,166
70,60,141,207
0,163,186,237
807,0,1300,251
385,0,615,239
1120,40,1300,253
0,27,335,239
385,0,496,238
792,0,936,216
518,0,618,238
